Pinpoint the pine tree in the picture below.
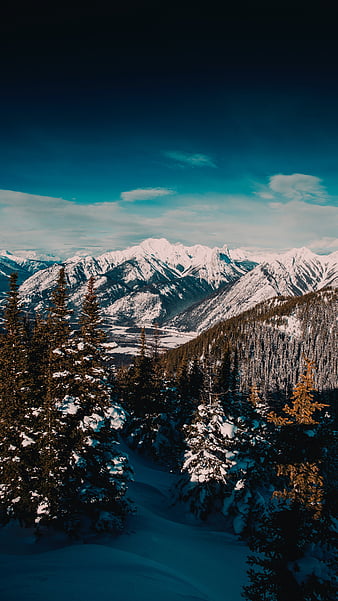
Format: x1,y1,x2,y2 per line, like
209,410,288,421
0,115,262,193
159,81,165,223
72,276,133,533
244,358,336,600
126,328,156,417
222,384,275,536
121,326,181,468
35,267,78,531
268,357,328,517
269,357,327,427
29,312,51,411
175,358,194,422
0,273,38,526
227,348,241,412
188,358,204,403
175,395,233,520
214,347,231,403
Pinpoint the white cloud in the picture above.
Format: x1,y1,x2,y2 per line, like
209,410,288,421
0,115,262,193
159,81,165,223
268,173,327,202
308,237,338,252
269,202,283,209
0,190,135,257
120,188,174,202
163,151,216,168
259,191,275,200
0,188,337,258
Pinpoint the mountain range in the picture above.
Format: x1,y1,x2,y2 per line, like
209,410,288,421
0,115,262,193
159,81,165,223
0,239,337,339
168,246,338,332
15,238,256,325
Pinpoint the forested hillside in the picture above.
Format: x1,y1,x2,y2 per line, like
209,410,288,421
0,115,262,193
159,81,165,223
164,287,338,395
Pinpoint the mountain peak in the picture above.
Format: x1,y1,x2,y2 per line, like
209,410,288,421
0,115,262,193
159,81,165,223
138,237,174,256
283,247,317,260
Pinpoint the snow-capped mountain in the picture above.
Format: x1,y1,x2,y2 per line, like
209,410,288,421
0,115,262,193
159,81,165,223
168,247,338,332
0,250,57,299
18,238,257,325
5,239,337,335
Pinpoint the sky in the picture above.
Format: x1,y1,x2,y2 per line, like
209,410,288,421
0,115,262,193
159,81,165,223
1,8,338,258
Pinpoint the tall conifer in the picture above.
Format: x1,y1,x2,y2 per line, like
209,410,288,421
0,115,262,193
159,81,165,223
244,358,335,600
222,384,275,536
36,267,78,531
175,395,233,520
73,276,133,533
0,274,37,525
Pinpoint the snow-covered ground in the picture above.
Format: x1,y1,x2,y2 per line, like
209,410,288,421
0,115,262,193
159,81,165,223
0,444,248,601
102,325,197,357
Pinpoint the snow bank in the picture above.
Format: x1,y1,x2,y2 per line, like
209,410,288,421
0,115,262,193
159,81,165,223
0,444,248,601
0,545,210,601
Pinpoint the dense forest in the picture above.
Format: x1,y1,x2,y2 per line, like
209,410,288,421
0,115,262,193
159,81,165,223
165,288,338,395
0,270,337,599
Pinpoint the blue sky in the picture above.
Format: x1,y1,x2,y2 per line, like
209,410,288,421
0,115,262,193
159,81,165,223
0,9,337,257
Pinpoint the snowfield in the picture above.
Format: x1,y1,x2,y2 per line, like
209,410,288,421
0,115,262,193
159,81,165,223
0,444,248,601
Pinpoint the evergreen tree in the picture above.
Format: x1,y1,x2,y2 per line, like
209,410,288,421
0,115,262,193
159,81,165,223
244,358,336,600
175,396,233,520
152,322,161,362
227,348,241,411
126,328,156,417
175,358,194,422
121,327,182,468
188,358,204,403
29,312,51,411
222,384,275,536
214,347,231,403
0,273,38,525
175,358,190,400
35,267,79,531
72,276,133,533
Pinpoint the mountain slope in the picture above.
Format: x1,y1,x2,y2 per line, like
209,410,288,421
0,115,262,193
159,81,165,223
0,250,57,300
18,238,256,325
165,287,338,393
167,248,338,332
12,239,338,334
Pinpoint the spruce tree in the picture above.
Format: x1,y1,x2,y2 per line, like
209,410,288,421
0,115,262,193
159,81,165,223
175,358,195,422
222,384,275,536
126,328,156,417
72,276,133,533
0,273,38,526
214,347,231,404
175,395,233,520
29,312,51,413
244,358,336,600
188,358,204,403
35,267,78,532
122,327,181,468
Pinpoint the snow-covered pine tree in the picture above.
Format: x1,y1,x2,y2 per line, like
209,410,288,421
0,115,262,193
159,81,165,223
175,380,233,520
0,273,38,526
35,267,79,532
197,352,276,535
72,276,133,533
222,384,276,536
